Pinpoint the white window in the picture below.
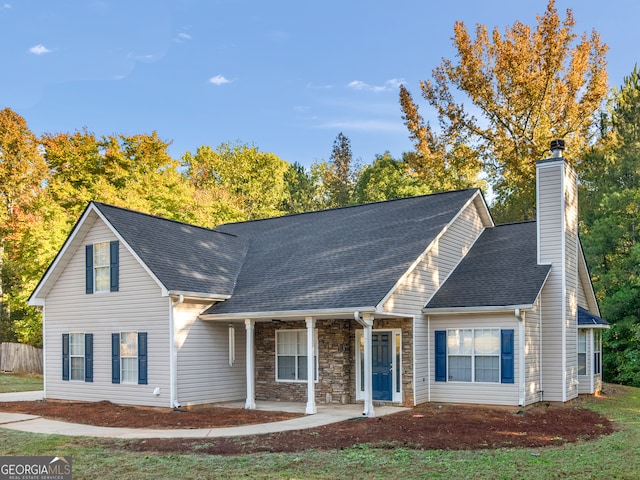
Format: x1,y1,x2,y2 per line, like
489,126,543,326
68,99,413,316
94,242,110,292
578,330,587,375
120,332,138,383
447,328,500,383
69,333,85,381
276,330,317,382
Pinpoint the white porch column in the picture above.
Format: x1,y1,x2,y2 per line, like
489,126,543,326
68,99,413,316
361,313,375,418
244,318,256,410
305,316,317,414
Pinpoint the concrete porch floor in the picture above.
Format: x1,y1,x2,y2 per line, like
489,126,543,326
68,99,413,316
216,400,409,417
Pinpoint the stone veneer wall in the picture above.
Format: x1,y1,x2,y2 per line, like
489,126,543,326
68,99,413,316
254,317,413,406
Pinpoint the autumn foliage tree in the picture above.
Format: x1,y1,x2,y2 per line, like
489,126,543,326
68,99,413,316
0,108,49,345
402,0,608,221
399,84,483,192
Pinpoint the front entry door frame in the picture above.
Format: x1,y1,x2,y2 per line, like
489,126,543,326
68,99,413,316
355,328,402,403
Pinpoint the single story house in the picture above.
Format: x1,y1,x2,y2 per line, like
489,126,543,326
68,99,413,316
29,144,608,416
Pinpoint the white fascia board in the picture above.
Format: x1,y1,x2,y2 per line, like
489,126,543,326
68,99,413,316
376,190,490,311
28,203,98,305
167,291,231,301
578,323,610,330
577,243,600,316
423,304,534,315
200,306,378,322
91,206,169,296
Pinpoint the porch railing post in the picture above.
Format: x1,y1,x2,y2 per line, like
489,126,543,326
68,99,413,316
362,314,375,418
305,316,317,414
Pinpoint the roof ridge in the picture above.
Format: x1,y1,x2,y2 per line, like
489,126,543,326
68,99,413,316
493,220,536,227
221,188,480,227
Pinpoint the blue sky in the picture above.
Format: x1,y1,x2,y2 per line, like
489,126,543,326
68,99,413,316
1,1,638,168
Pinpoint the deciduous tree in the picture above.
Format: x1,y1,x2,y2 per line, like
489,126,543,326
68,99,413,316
183,142,289,223
0,108,49,344
399,85,483,192
580,66,640,386
403,0,608,221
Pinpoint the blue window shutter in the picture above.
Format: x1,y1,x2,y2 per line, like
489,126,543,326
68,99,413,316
112,333,120,384
435,330,447,382
62,334,69,381
138,332,148,385
501,329,515,384
84,334,93,382
110,240,119,292
85,245,94,294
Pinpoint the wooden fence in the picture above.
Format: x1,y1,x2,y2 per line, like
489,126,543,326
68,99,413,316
0,342,43,374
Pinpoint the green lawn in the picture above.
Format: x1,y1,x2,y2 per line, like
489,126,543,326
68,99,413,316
0,372,43,393
0,384,638,479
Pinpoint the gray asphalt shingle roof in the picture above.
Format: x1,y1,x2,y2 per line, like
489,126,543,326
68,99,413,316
424,222,551,310
578,306,608,326
94,203,247,296
204,189,479,315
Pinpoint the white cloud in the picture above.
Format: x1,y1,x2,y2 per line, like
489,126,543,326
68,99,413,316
347,78,404,93
3,3,12,9
209,74,231,86
174,32,192,43
29,44,52,55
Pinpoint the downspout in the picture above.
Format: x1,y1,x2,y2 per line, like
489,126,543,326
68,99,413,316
516,308,525,406
170,295,184,408
427,315,431,403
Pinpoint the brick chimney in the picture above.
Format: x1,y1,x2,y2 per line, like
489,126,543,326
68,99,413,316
536,140,579,402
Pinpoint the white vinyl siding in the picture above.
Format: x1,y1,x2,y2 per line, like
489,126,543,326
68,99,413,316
43,217,171,407
388,199,486,405
429,314,520,405
537,160,579,402
524,298,543,405
175,301,246,406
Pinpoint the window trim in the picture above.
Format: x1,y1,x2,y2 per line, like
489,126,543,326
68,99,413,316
69,332,86,382
111,332,147,385
120,331,139,384
93,241,111,293
435,328,514,384
578,329,587,375
275,329,318,383
86,240,119,294
62,333,92,382
594,330,602,375
447,328,501,383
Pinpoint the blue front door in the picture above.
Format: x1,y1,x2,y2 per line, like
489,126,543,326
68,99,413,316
372,332,392,401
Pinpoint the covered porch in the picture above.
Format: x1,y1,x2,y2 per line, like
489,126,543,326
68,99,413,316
201,310,413,417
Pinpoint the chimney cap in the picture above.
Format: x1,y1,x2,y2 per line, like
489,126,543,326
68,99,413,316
550,139,565,157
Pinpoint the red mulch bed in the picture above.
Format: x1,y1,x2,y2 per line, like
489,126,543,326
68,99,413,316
0,395,616,455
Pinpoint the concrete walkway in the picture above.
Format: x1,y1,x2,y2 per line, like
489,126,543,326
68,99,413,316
0,391,407,439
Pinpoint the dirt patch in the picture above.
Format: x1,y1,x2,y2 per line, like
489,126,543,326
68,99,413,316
0,400,302,429
0,397,615,454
